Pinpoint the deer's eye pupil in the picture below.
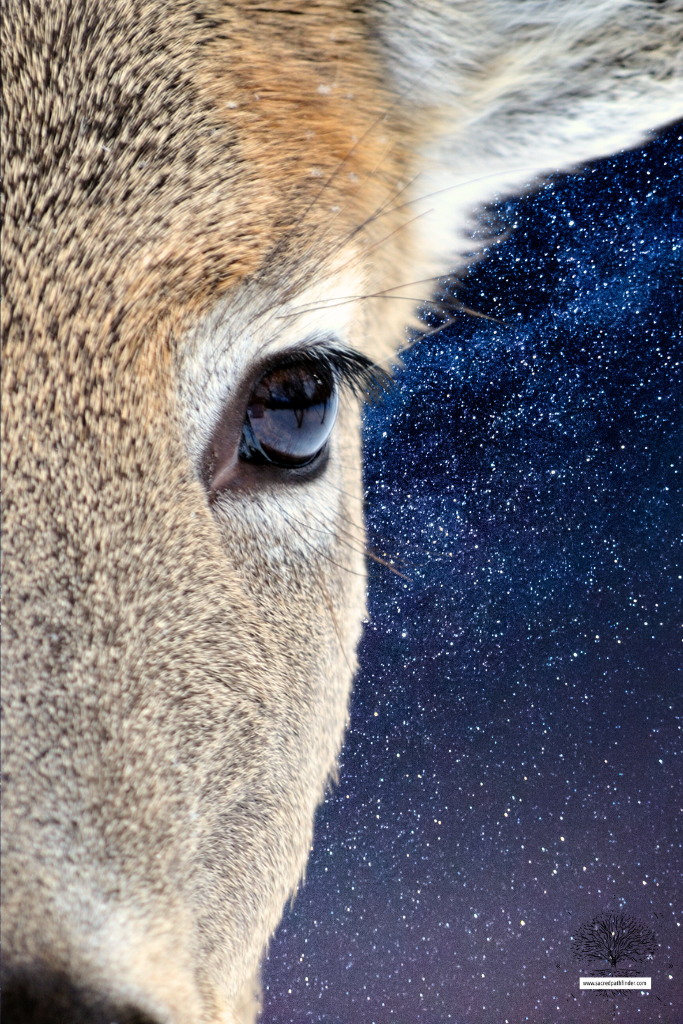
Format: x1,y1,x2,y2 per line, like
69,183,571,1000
240,362,339,467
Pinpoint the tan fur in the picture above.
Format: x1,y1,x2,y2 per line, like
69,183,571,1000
2,1,681,1020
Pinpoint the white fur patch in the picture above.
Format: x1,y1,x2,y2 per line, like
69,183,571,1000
372,0,683,277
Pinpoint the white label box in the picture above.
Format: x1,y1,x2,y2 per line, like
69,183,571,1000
580,977,651,990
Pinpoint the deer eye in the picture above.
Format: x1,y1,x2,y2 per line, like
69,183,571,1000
239,361,339,468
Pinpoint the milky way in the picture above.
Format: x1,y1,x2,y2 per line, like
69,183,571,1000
262,123,682,1023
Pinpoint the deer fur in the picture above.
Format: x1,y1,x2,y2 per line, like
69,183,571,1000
2,2,681,1021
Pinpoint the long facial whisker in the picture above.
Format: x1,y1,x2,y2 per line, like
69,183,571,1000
322,493,418,575
364,548,412,580
274,188,505,327
354,207,436,265
271,498,367,579
202,155,507,377
198,146,526,379
411,314,472,341
270,157,531,319
285,64,433,237
348,172,424,241
304,500,367,540
273,498,372,564
285,502,366,552
320,478,366,505
301,493,417,576
272,252,464,325
276,291,503,326
196,249,364,388
296,133,404,258
313,570,357,679
264,200,434,331
424,298,506,325
298,504,412,577
273,497,413,580
258,153,432,315
359,165,542,229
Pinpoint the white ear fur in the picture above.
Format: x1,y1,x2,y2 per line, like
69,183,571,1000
372,0,683,276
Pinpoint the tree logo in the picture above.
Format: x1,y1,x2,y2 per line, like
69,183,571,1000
572,912,657,1002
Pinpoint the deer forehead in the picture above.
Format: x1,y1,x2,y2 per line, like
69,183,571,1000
4,0,410,375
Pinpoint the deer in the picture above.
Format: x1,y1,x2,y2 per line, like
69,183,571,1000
2,1,681,1021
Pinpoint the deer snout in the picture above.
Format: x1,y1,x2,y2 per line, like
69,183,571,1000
0,966,160,1024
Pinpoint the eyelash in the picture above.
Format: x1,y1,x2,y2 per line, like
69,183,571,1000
283,344,394,405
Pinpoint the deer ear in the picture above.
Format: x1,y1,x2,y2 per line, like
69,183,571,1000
371,0,683,275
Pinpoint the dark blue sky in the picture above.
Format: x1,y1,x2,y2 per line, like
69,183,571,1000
262,123,682,1023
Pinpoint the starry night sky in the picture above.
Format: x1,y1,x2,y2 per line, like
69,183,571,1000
261,123,683,1023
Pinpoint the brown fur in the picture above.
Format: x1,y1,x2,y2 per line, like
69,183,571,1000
3,1,681,1020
